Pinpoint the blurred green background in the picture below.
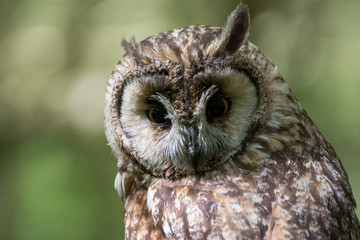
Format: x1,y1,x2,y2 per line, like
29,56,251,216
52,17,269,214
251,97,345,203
0,0,359,239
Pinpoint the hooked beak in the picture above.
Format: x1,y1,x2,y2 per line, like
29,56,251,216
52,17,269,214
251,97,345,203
187,126,200,170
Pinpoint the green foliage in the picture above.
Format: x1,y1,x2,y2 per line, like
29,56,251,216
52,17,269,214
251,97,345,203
0,0,359,239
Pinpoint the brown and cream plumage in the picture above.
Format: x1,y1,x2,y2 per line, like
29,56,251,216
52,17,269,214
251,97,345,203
104,3,360,239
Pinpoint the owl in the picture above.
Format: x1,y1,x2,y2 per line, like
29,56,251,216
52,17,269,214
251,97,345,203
104,3,360,239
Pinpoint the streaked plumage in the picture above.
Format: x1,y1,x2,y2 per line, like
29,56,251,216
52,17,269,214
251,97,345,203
104,3,360,239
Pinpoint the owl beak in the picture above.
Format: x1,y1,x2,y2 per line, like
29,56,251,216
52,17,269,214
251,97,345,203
187,126,200,170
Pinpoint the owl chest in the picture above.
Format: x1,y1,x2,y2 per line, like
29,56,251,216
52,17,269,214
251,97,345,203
123,159,356,240
125,176,275,239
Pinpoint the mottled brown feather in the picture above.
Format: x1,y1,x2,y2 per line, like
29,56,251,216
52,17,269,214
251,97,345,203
105,3,360,240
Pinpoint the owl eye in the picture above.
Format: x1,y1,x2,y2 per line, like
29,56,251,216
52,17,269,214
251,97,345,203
146,108,168,124
207,97,231,118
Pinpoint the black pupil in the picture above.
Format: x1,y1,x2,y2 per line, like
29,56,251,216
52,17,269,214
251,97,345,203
208,98,228,117
210,100,225,116
149,109,167,123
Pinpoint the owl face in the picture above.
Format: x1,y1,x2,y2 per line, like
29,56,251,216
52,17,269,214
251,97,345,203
119,66,258,174
105,4,269,179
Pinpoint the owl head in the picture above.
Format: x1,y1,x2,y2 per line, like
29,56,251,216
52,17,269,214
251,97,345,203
105,4,302,197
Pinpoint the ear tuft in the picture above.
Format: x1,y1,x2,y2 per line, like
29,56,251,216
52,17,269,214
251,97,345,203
215,3,250,56
121,37,145,63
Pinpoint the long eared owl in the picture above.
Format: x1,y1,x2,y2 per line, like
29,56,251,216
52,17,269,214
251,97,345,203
104,3,360,239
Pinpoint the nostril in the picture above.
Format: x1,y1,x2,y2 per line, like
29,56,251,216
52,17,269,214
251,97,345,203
186,126,198,147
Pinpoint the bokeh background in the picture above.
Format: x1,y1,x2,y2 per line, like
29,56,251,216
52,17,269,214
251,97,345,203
0,0,359,239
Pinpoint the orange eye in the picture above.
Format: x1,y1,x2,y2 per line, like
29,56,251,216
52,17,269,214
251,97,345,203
207,97,231,117
146,109,168,124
